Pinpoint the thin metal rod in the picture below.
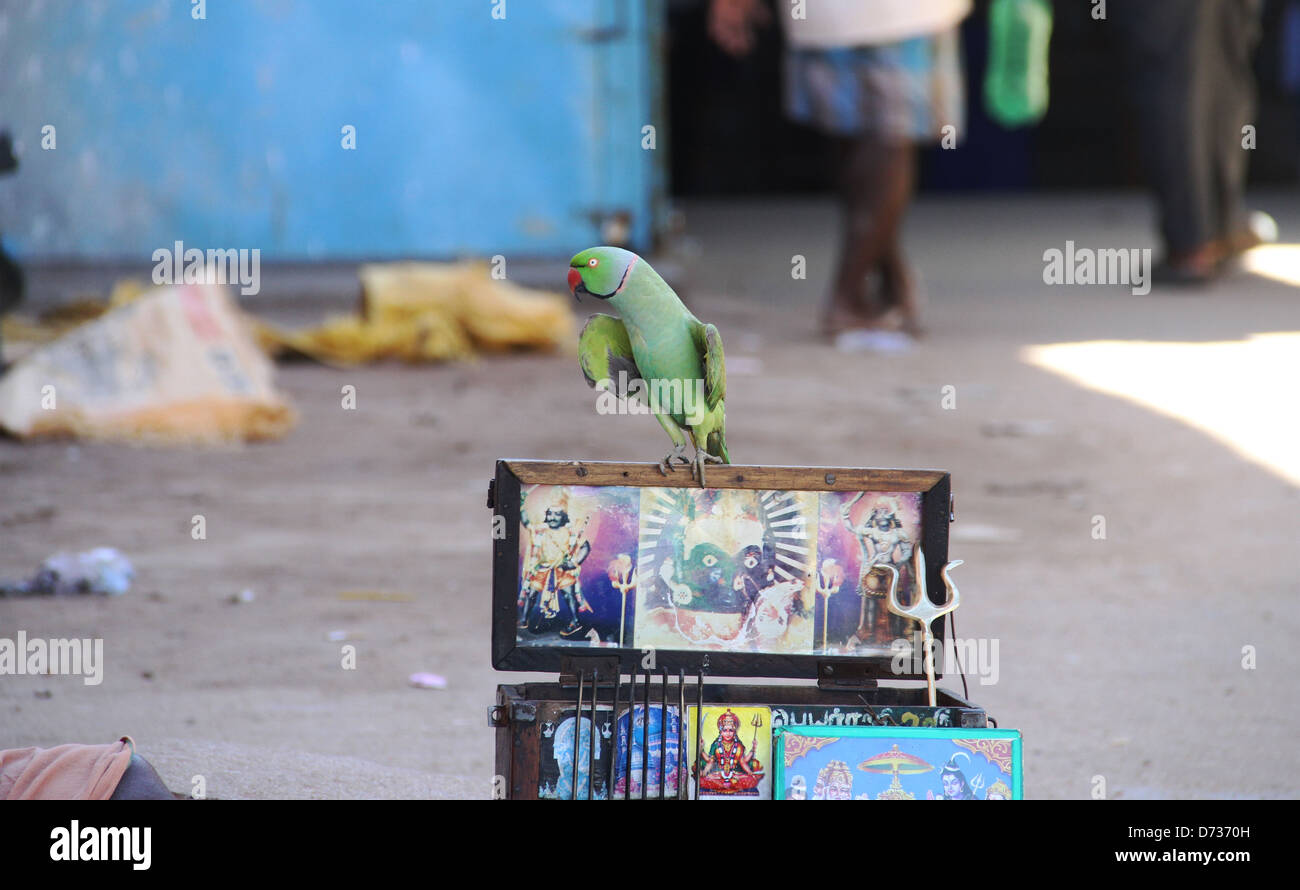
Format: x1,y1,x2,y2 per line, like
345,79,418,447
624,670,634,801
658,668,668,800
677,669,686,800
572,670,584,800
640,669,650,799
693,670,703,801
588,670,598,801
609,670,622,802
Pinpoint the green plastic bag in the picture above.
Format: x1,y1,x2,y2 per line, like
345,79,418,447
984,0,1053,127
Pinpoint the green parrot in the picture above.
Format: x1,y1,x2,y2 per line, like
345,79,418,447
568,246,730,485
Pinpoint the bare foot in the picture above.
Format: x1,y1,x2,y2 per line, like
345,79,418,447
820,285,881,337
880,257,923,336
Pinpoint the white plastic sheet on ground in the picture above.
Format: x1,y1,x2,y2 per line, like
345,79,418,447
0,283,295,444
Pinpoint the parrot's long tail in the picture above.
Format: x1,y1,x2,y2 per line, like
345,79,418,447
707,430,731,465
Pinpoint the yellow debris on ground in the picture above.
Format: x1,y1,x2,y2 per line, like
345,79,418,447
256,261,576,365
0,262,573,444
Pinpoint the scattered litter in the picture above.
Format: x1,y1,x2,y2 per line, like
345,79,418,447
0,547,133,597
255,261,575,365
337,590,415,603
834,329,914,354
0,283,296,444
408,672,448,690
229,588,256,604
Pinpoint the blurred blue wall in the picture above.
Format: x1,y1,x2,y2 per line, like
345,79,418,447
0,0,665,259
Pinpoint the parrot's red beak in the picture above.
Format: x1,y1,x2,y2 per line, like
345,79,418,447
567,267,583,300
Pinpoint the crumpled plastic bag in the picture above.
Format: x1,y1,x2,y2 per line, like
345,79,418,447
1,547,134,597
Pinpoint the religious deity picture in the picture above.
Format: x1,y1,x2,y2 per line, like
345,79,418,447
686,706,772,799
612,704,684,799
813,491,924,655
773,726,1022,800
769,704,952,731
536,703,615,800
516,484,640,648
632,488,818,654
498,470,947,672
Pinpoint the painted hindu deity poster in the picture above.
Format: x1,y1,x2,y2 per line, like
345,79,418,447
632,488,817,653
686,706,772,799
612,704,684,799
516,484,640,647
513,483,930,658
537,703,615,800
813,491,924,654
773,726,1022,800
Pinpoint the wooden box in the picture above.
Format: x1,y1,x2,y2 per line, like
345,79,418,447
486,459,993,800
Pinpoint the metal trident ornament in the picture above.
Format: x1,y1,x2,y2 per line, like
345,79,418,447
885,545,963,707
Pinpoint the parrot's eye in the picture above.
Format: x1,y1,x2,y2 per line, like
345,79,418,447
743,555,758,569
701,554,718,567
587,258,599,267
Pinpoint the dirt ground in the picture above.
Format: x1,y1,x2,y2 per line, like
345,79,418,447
2,194,1297,799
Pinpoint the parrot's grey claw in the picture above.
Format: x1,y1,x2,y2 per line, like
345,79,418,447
661,447,690,475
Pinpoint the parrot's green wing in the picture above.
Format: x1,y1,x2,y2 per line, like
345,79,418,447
578,313,643,391
691,321,726,411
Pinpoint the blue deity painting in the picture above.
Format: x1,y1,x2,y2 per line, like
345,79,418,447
537,705,613,800
774,726,1021,800
613,704,683,799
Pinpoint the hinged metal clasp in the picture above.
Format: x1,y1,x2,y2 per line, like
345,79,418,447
816,660,878,691
487,702,537,727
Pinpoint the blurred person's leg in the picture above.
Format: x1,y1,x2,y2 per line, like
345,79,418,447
1116,0,1219,282
787,33,960,336
1210,0,1263,257
831,134,916,332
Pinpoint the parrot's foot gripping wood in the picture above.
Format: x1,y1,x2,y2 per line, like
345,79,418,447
692,448,726,488
658,443,692,477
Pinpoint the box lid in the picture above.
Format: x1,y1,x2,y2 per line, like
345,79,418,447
490,459,956,682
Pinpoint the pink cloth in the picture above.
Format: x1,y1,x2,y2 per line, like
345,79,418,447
0,737,134,800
